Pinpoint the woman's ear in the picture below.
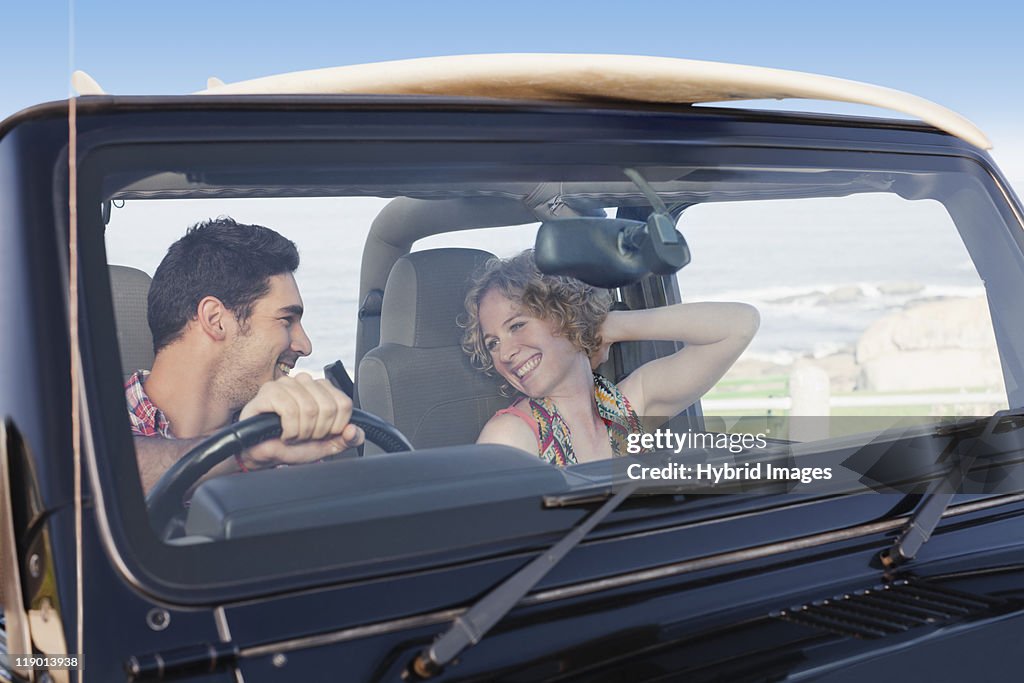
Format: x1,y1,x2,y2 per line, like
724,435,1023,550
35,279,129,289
196,296,229,341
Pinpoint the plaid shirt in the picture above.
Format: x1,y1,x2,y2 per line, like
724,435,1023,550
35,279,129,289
124,370,173,438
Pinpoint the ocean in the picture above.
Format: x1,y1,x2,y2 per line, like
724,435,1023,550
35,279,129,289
104,194,987,374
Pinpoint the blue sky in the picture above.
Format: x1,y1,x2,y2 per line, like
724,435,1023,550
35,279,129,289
3,0,1023,175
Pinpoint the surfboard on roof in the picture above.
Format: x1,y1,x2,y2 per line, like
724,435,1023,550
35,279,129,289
71,54,991,150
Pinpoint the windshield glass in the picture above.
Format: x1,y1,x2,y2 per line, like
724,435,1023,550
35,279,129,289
81,134,1024,593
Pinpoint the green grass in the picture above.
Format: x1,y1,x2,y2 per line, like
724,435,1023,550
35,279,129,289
704,377,1004,424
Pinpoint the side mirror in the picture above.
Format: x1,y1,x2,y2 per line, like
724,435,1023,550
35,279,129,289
534,216,690,288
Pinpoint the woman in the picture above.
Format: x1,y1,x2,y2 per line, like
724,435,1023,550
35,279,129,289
461,250,759,466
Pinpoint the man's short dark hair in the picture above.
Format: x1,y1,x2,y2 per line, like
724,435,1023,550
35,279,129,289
148,217,300,353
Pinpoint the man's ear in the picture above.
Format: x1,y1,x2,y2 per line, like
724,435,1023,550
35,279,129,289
196,296,229,341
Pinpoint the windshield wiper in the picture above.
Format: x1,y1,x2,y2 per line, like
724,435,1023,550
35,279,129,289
542,482,737,507
409,480,642,678
880,407,1024,569
409,408,1023,675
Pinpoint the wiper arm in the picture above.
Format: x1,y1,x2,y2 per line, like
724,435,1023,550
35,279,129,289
410,480,642,678
880,407,1024,569
542,484,684,507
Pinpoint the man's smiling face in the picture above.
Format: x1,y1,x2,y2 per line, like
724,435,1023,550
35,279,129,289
214,272,312,411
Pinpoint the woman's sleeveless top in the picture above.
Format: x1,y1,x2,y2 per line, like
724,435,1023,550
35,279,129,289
496,373,645,466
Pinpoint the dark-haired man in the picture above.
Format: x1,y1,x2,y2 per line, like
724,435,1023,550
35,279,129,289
128,217,363,494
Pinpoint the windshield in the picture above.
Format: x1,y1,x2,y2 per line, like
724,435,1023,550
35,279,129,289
79,129,1024,596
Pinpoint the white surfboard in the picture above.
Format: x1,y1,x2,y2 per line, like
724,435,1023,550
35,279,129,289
73,54,991,149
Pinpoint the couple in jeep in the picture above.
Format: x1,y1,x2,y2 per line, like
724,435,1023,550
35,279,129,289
133,218,755,492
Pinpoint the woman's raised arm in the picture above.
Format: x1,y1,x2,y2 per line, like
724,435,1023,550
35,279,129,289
603,302,760,417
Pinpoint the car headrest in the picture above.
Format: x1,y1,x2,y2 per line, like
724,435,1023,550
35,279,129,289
380,248,496,348
109,265,155,378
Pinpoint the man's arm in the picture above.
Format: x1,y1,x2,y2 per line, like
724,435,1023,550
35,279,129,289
135,430,359,496
135,436,241,495
135,374,364,495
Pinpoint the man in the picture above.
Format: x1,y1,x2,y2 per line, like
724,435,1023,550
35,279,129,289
127,217,363,494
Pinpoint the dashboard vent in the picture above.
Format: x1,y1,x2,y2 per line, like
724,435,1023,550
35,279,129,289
774,578,1008,639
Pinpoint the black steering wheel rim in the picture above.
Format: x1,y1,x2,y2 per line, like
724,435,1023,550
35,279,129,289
146,409,413,535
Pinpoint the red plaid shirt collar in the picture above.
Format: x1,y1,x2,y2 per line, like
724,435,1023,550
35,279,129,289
124,370,173,438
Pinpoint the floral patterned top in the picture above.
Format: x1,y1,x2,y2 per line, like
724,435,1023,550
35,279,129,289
495,373,645,466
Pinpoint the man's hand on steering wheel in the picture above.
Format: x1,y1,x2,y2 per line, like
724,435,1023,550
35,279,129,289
236,373,365,470
147,405,411,538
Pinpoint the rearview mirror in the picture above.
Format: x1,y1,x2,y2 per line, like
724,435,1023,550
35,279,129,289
534,216,690,288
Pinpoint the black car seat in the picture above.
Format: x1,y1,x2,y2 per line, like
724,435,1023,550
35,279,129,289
109,265,155,380
357,248,508,452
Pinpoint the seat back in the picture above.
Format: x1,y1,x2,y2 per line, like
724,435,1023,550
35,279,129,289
357,248,507,450
109,265,155,379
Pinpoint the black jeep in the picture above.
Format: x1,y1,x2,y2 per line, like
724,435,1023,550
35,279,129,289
3,55,1024,682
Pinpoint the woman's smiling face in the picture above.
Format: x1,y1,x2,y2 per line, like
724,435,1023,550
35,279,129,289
478,288,584,398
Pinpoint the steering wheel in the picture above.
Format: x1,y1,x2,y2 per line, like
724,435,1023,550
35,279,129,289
146,409,414,536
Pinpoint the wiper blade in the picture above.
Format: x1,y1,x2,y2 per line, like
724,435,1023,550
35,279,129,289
880,407,1024,569
410,480,642,678
542,484,683,507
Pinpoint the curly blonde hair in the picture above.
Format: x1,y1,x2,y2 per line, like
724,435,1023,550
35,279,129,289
461,250,612,375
